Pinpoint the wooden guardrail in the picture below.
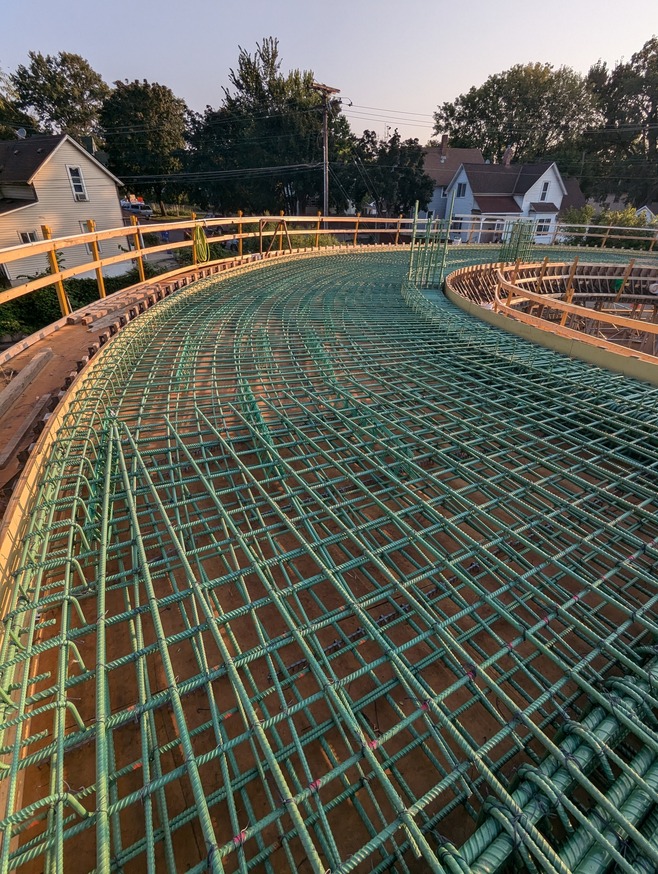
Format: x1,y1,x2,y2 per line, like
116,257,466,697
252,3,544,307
0,213,412,318
2,214,657,321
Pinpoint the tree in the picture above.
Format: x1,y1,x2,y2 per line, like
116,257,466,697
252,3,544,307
187,38,352,214
345,130,434,216
100,80,189,213
0,66,37,140
588,38,658,205
434,63,600,164
10,52,108,138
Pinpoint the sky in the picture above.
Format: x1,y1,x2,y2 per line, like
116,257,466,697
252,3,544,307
2,0,657,142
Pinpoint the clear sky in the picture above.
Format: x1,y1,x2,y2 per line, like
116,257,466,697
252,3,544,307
3,0,657,142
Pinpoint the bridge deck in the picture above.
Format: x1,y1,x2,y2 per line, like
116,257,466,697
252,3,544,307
1,251,657,873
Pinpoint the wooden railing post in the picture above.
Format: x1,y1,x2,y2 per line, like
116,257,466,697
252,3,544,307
315,211,321,249
615,259,635,301
238,210,243,259
535,257,549,294
395,214,403,246
353,213,361,247
279,210,285,252
559,257,579,326
191,212,198,266
86,219,106,299
40,224,70,317
130,216,146,283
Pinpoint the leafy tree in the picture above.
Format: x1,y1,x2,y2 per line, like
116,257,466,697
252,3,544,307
560,204,656,249
100,80,189,213
187,38,352,214
0,66,37,140
587,38,658,205
434,63,600,164
10,52,109,138
344,130,434,216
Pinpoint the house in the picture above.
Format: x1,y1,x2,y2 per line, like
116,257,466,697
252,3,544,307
423,136,484,218
636,203,658,224
0,134,126,284
445,160,567,243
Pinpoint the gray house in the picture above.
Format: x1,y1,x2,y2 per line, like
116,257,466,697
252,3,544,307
423,136,484,218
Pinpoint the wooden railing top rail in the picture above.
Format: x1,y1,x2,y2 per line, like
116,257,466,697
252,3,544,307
0,214,412,267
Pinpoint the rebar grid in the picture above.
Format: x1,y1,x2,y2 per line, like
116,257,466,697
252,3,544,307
1,250,658,874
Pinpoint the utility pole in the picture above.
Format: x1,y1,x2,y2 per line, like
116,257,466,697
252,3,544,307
312,82,340,220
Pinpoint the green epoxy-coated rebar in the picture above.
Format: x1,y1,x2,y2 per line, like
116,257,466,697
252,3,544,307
0,248,658,872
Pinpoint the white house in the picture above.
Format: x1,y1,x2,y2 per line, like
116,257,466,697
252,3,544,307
445,161,568,243
0,134,127,284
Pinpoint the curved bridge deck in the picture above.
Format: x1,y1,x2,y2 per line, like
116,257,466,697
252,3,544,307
1,251,658,873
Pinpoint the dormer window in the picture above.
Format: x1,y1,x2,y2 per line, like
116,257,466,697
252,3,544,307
67,166,89,202
539,181,549,202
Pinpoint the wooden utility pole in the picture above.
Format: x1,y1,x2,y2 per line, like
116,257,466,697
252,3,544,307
312,82,340,221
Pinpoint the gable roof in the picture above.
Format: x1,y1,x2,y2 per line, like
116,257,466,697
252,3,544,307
0,134,122,185
559,176,586,213
473,196,521,214
423,145,485,187
461,162,557,196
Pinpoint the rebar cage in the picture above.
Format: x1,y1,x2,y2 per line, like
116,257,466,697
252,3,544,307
1,250,658,874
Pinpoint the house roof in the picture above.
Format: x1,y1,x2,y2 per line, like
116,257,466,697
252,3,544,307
529,202,559,213
560,177,586,214
473,196,521,214
0,135,67,183
0,196,37,215
423,145,485,187
0,134,122,185
461,162,556,196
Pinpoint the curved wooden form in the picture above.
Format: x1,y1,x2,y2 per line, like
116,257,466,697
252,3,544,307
445,259,658,382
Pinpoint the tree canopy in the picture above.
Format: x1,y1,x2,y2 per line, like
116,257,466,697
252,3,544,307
586,38,658,205
99,80,188,210
433,63,600,164
345,130,434,216
0,66,37,140
10,51,109,138
187,38,352,214
187,38,433,216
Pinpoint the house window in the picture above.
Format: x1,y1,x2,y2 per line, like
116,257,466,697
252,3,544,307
79,221,102,255
440,186,447,198
539,181,549,202
456,183,467,198
68,166,89,202
536,218,551,234
18,230,38,244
